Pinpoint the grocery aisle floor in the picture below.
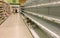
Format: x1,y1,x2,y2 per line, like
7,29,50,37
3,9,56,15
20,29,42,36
0,13,33,38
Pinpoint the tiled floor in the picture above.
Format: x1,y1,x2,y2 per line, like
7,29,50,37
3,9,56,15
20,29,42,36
0,13,33,38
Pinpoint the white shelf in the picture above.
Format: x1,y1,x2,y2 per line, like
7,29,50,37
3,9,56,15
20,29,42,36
25,11,60,24
24,13,60,38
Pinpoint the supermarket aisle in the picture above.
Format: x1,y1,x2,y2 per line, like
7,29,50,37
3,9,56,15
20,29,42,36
0,13,33,38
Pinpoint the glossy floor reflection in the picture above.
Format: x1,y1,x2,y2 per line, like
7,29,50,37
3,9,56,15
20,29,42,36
0,13,33,38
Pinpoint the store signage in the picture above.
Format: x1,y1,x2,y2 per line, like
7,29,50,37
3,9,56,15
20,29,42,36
12,0,16,3
19,0,27,5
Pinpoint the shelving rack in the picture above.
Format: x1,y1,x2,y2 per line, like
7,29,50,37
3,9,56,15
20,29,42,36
0,1,12,25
